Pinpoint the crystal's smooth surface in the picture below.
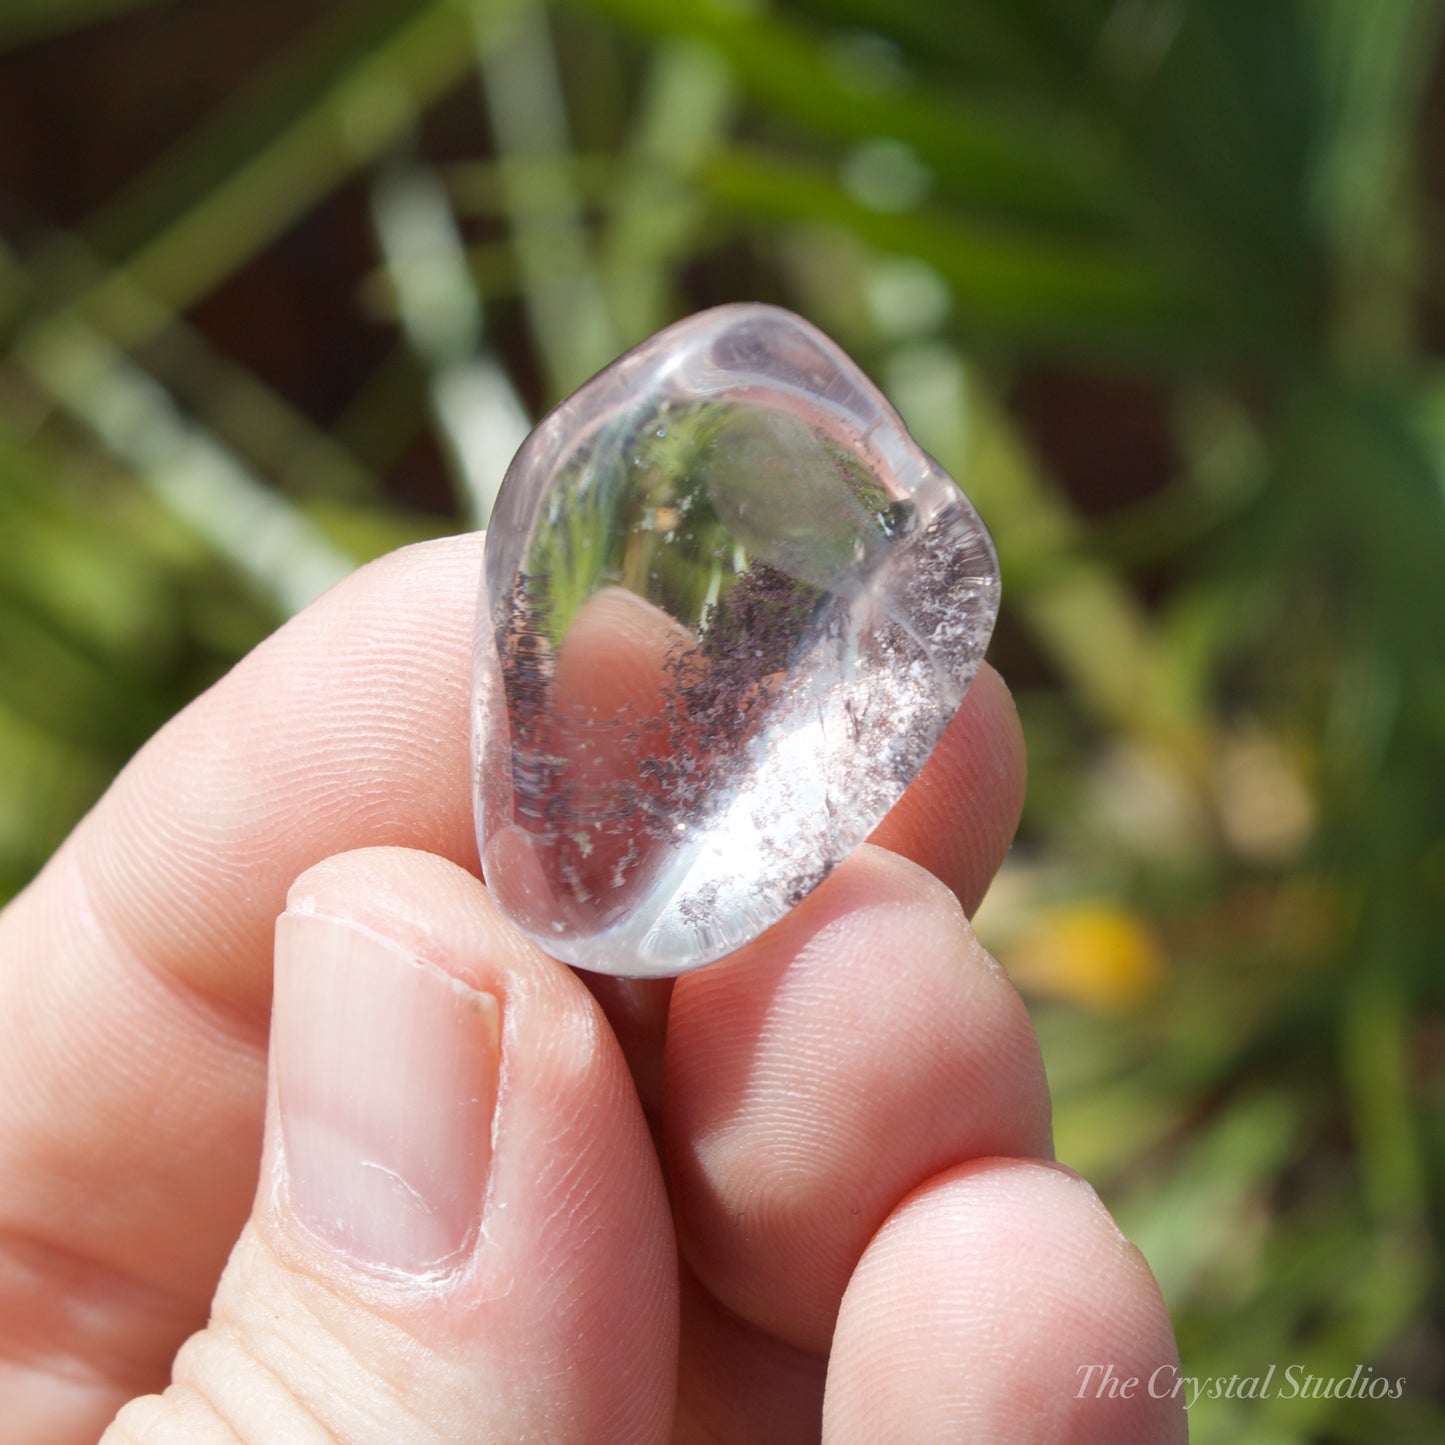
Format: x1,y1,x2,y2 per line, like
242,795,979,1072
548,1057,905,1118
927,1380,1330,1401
473,304,999,977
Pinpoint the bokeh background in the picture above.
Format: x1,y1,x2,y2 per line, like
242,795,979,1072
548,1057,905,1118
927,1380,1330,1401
1,0,1441,1438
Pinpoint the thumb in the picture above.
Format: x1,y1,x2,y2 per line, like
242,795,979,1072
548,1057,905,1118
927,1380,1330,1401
102,848,676,1444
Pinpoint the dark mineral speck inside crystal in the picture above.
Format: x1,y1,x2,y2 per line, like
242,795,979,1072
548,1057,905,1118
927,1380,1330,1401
472,304,999,976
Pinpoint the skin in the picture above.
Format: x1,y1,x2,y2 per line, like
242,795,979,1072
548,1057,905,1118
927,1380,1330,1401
0,534,1187,1443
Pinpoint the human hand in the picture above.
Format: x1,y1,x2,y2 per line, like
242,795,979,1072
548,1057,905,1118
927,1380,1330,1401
0,534,1186,1443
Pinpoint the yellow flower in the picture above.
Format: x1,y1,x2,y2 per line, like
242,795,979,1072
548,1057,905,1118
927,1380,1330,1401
1002,902,1164,1013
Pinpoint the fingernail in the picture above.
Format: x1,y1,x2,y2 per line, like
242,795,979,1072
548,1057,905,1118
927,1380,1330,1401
272,912,499,1279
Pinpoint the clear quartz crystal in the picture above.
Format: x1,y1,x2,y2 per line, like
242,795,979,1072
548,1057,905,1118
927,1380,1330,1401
472,304,999,977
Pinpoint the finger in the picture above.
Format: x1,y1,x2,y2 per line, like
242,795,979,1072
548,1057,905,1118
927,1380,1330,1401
665,844,1053,1365
105,847,676,1445
0,536,484,1440
823,1159,1186,1444
673,1265,826,1445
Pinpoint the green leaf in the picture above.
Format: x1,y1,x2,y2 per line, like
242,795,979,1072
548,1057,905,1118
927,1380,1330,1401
569,0,1129,231
703,148,1205,354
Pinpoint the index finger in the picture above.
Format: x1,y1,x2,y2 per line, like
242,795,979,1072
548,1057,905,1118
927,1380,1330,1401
0,535,485,1432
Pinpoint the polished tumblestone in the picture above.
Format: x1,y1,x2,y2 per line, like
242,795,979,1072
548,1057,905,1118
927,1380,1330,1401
472,304,999,977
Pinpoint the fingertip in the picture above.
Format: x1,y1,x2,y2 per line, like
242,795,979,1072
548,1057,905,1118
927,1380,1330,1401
719,841,969,971
665,845,1052,1354
823,840,972,917
244,846,678,1441
283,846,489,930
825,1158,1185,1445
283,845,480,914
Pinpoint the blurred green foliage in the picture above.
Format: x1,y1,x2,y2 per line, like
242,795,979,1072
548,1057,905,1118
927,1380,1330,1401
1,0,1442,1438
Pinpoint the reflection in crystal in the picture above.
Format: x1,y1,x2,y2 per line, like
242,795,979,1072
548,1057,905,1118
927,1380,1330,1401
473,305,999,976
